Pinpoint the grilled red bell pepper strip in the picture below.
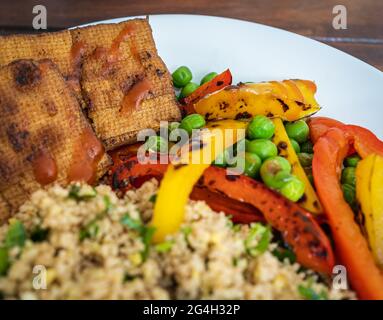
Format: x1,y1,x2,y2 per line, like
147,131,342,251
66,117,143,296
180,69,232,115
190,186,265,224
307,117,346,144
109,156,334,274
312,127,383,299
199,166,334,274
346,125,383,158
308,117,383,158
109,156,264,223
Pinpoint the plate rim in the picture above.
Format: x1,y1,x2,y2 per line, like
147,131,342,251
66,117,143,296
73,13,382,76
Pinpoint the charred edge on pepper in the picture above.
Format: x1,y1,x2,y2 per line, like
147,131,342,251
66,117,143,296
277,141,288,151
224,85,240,91
205,112,213,121
277,98,289,112
173,163,187,170
235,112,252,120
226,174,239,181
219,101,229,111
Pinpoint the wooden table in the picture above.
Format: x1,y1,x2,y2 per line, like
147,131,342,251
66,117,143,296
1,0,382,70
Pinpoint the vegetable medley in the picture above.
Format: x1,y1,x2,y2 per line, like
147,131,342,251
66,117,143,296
108,66,383,300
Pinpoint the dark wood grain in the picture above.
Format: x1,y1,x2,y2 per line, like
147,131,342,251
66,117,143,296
0,0,382,70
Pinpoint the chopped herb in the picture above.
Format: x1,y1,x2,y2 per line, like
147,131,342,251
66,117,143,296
68,185,81,199
232,257,239,266
232,224,242,233
141,227,156,261
0,220,26,276
123,273,137,282
181,226,192,236
79,221,99,241
245,223,272,256
30,226,49,243
155,240,174,253
120,214,156,261
68,185,97,201
5,220,26,248
272,246,296,264
149,194,157,203
0,247,9,276
103,195,112,213
120,215,143,231
298,284,328,300
78,196,109,241
181,226,192,242
226,215,234,228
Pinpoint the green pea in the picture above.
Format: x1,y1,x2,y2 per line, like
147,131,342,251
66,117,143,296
298,153,313,168
200,72,218,85
271,156,292,172
285,120,309,143
260,156,292,189
300,140,314,154
247,139,278,160
179,114,206,136
341,167,356,186
262,170,292,190
245,139,251,151
0,247,9,276
179,82,199,98
145,135,168,153
172,66,192,88
225,147,238,166
243,152,262,178
213,149,230,167
342,183,356,207
290,139,300,153
168,121,180,133
213,152,226,167
247,115,275,140
344,155,361,167
279,176,305,202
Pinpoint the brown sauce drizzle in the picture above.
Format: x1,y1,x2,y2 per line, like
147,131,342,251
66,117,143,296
90,23,152,114
66,41,86,90
32,150,58,186
120,78,151,115
109,24,139,63
110,24,153,113
70,41,86,76
38,60,51,74
67,127,104,184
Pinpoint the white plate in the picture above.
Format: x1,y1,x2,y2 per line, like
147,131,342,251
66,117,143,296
83,14,383,138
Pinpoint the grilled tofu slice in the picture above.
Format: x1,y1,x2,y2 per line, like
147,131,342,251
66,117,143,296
71,18,181,150
0,59,111,220
0,30,83,101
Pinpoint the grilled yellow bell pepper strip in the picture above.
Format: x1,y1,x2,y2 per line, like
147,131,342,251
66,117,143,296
272,118,322,214
356,154,376,253
151,120,247,243
356,154,383,266
371,156,383,267
194,80,320,122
